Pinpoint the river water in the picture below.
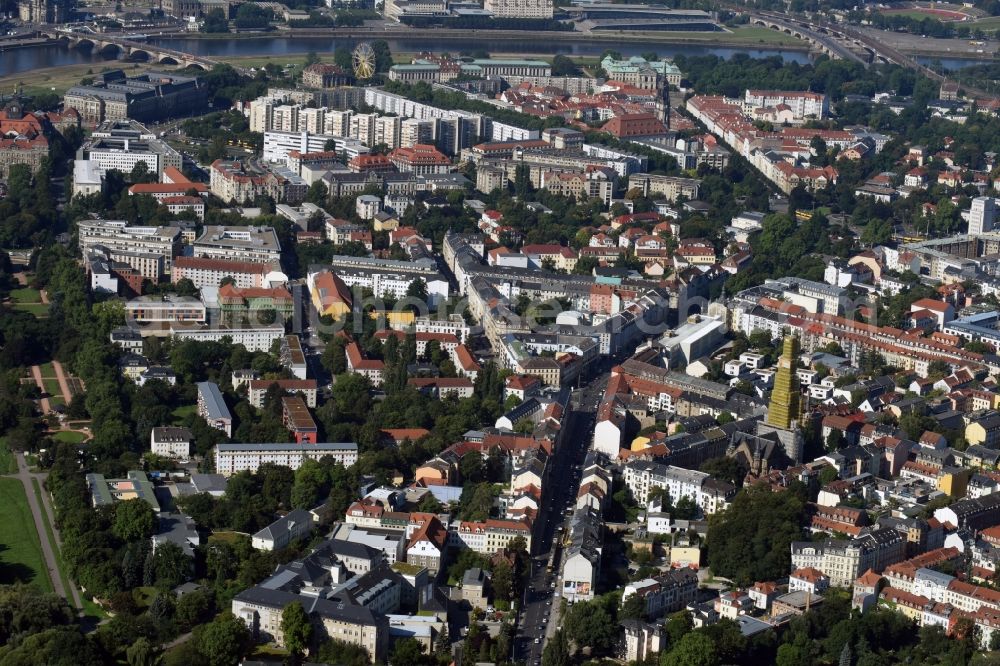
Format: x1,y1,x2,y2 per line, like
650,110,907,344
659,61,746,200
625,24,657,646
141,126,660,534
0,35,812,78
0,35,989,79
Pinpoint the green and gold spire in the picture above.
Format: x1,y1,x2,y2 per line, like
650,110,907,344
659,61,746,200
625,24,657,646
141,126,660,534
766,334,801,431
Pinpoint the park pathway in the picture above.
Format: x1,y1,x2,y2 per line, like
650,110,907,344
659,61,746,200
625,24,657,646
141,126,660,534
51,360,74,404
30,365,51,414
24,454,84,610
11,453,66,601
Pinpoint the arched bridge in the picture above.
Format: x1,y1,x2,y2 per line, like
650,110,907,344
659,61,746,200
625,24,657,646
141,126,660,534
38,30,218,70
748,13,870,63
748,11,995,100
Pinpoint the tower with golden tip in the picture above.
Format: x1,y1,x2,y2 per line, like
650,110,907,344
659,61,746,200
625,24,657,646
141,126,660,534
766,334,801,431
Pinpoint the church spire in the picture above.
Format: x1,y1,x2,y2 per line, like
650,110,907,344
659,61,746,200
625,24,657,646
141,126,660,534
766,334,801,431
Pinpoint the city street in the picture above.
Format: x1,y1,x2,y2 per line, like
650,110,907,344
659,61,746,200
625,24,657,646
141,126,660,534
512,370,607,663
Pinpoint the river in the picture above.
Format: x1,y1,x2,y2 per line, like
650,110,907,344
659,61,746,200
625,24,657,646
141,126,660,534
2,34,993,80
0,35,813,78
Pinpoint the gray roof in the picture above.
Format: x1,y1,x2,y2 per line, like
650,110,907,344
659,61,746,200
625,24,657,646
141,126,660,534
253,509,313,543
190,473,228,493
324,538,382,562
153,512,199,557
234,586,382,626
463,567,488,587
152,427,192,443
196,382,231,422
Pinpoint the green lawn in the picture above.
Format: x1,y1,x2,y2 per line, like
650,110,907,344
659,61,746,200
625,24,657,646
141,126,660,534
208,530,247,545
9,287,41,304
81,596,107,621
51,431,87,445
971,15,1000,28
42,376,62,398
0,437,14,475
727,25,808,45
880,6,971,20
172,404,196,424
12,303,50,316
38,362,56,377
30,478,74,608
133,586,158,609
247,645,290,659
0,477,52,593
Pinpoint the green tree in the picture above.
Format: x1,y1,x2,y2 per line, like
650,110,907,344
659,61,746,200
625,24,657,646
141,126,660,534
776,643,809,666
706,484,809,586
620,593,647,620
542,629,569,666
281,601,313,657
664,632,719,666
113,500,156,542
201,8,229,32
317,638,371,666
563,599,616,653
0,584,75,644
391,637,431,666
435,624,451,657
126,637,158,666
698,456,743,487
196,612,250,666
664,610,693,648
305,180,328,206
334,47,353,71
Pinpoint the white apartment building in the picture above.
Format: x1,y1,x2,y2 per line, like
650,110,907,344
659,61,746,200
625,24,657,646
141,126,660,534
197,381,232,438
448,519,533,555
351,113,378,147
214,442,359,476
375,115,402,150
414,314,472,344
78,219,181,280
401,118,434,148
126,296,206,323
248,379,318,409
171,323,285,353
483,0,553,18
192,226,282,264
969,197,998,235
299,107,327,134
272,104,300,132
80,126,182,176
743,90,828,119
171,256,283,290
326,109,353,137
621,460,732,515
263,130,369,163
150,426,192,459
324,255,450,306
790,529,906,587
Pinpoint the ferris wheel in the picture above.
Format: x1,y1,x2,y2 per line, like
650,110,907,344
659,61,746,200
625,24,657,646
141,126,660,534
353,42,376,80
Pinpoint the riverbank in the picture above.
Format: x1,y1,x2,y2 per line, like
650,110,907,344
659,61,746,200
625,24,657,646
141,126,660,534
153,24,809,50
0,61,153,98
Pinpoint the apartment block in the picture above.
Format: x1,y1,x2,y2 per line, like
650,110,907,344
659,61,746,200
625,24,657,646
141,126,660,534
214,442,359,476
171,256,282,290
191,226,282,264
197,381,233,438
78,119,182,176
79,219,181,280
248,379,318,409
